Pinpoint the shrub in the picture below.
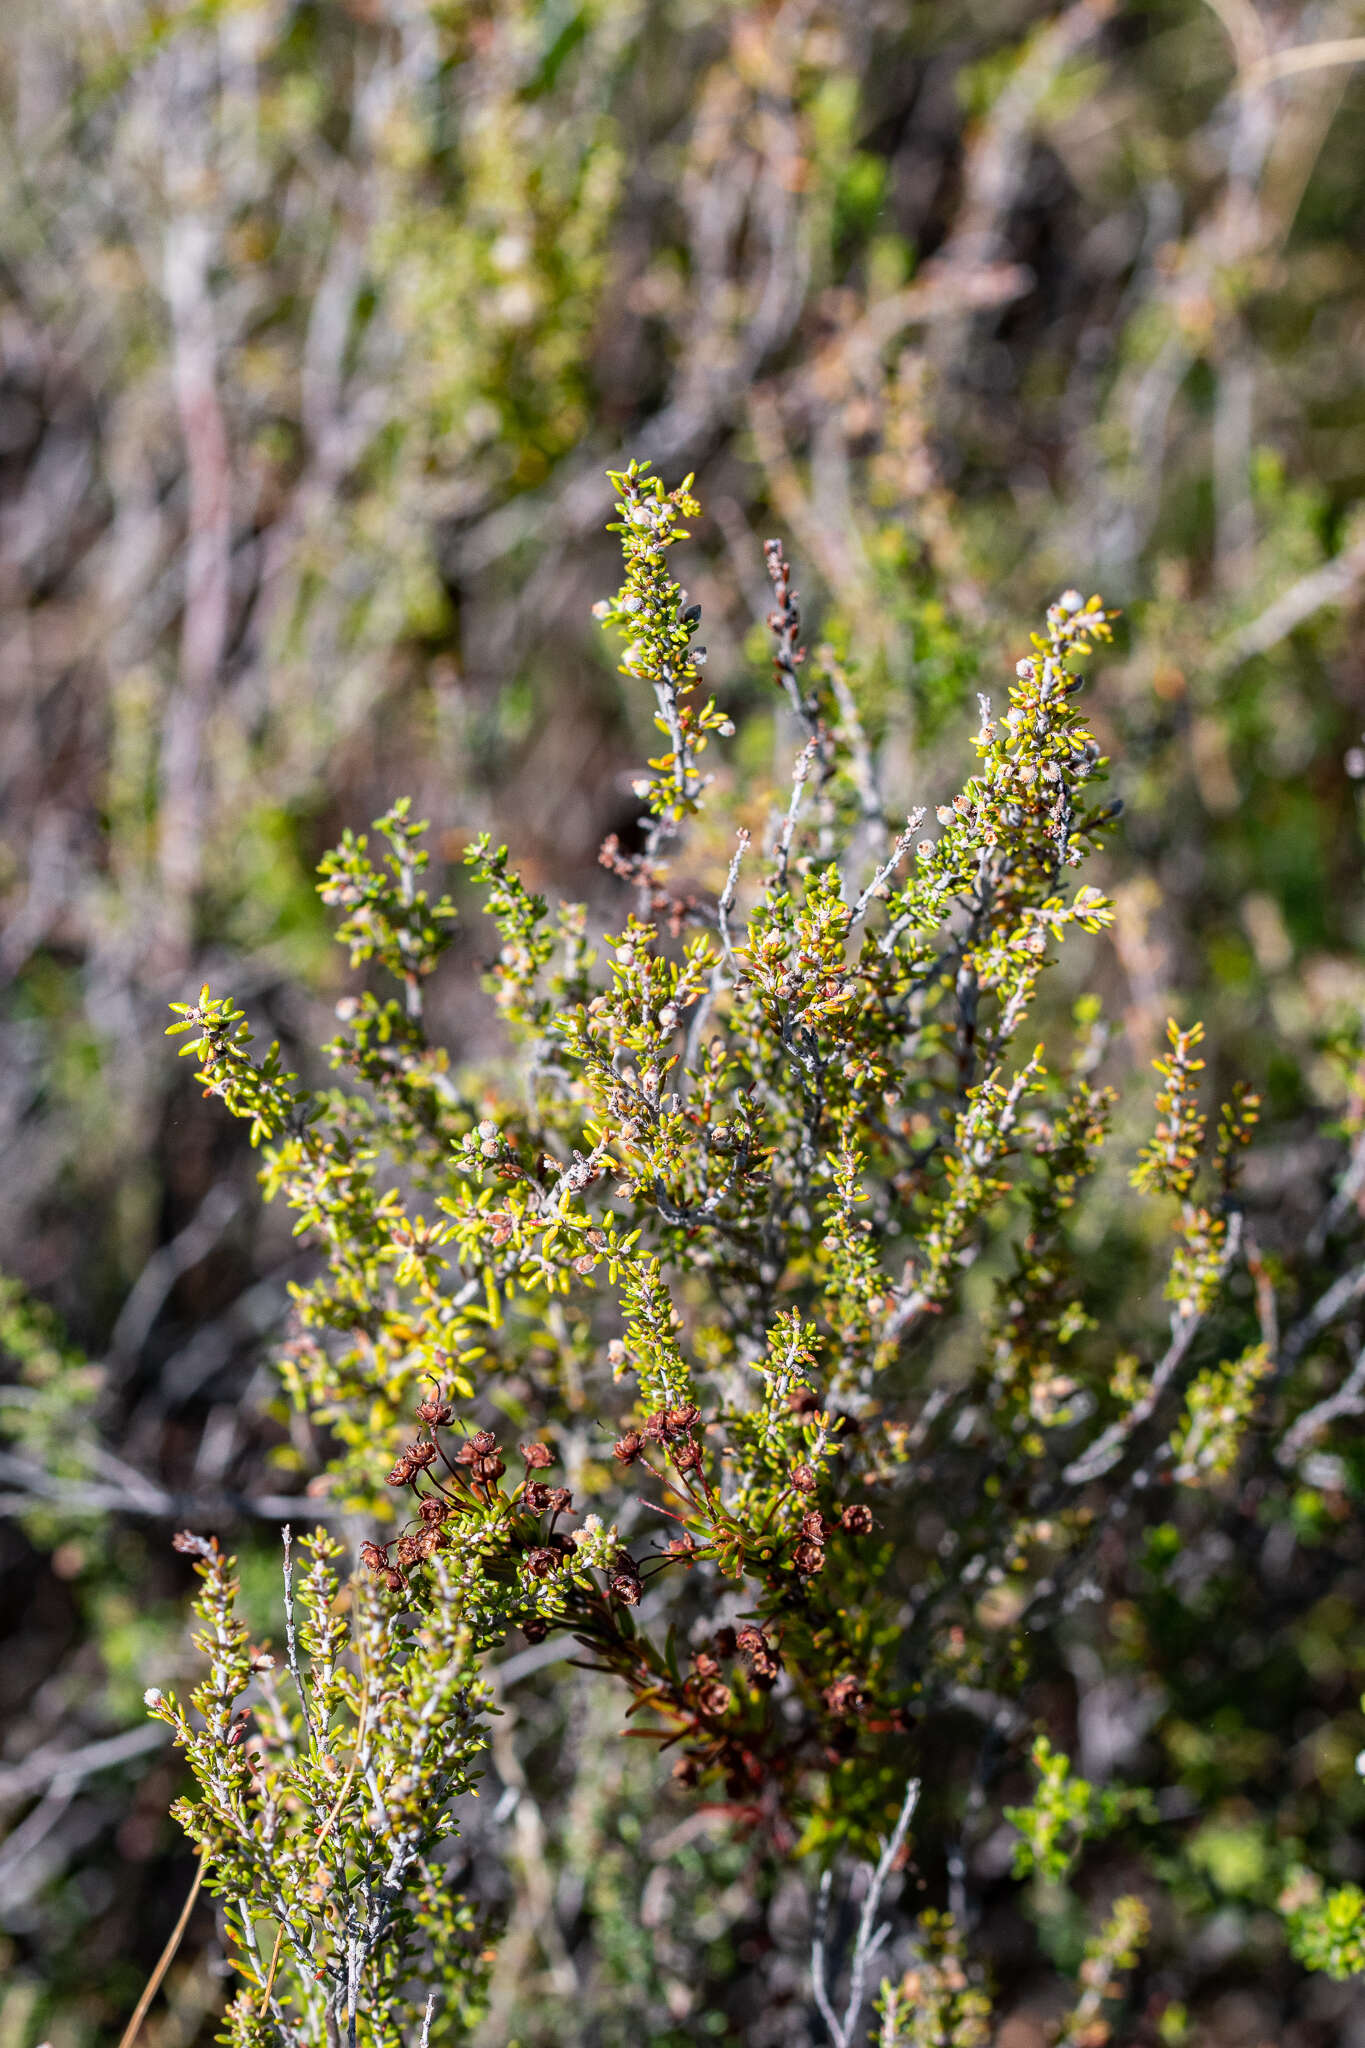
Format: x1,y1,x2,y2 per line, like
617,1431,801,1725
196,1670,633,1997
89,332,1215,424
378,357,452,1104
152,464,1365,2043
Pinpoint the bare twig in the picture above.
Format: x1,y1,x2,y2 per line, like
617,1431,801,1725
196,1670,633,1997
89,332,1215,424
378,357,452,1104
811,1777,921,2048
1063,1214,1245,1486
1216,528,1365,674
0,1722,167,1810
281,1527,320,1753
1277,1348,1365,1469
115,1846,206,2048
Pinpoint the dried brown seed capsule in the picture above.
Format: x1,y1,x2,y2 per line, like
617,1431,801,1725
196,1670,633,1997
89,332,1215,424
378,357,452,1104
666,1533,697,1565
382,1567,406,1593
609,1570,643,1605
800,1510,828,1542
521,1617,549,1643
387,1454,417,1487
841,1503,874,1534
642,1410,669,1443
417,1497,450,1524
736,1625,768,1655
793,1539,826,1575
395,1535,422,1569
544,1487,573,1515
468,1430,497,1456
415,1397,454,1428
414,1526,444,1559
691,1652,721,1680
697,1682,732,1719
823,1675,866,1716
665,1403,701,1432
671,1439,702,1472
360,1542,388,1573
750,1651,779,1689
520,1442,553,1469
523,1481,551,1515
407,1441,438,1471
613,1432,642,1464
473,1454,506,1482
791,1464,817,1494
525,1546,562,1579
672,1755,699,1786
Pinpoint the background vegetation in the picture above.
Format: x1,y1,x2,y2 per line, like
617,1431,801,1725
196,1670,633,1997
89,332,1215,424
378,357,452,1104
2,0,1365,2042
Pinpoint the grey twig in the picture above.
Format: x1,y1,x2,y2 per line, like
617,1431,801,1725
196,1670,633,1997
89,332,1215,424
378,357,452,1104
1277,1347,1365,1469
811,1777,921,2048
281,1527,320,1753
0,1723,167,1810
1063,1213,1245,1486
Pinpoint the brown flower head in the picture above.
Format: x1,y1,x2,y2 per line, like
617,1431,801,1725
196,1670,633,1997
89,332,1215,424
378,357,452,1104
520,1441,554,1469
544,1487,573,1516
823,1675,866,1717
416,1395,454,1428
395,1534,422,1569
609,1568,643,1605
791,1463,817,1494
750,1650,779,1689
793,1539,826,1575
360,1541,388,1573
697,1681,732,1719
523,1481,551,1515
473,1454,506,1483
665,1403,700,1433
468,1430,497,1456
382,1567,406,1593
521,1616,548,1643
666,1532,698,1566
613,1431,643,1464
671,1439,702,1472
841,1503,874,1534
525,1546,562,1580
736,1625,769,1656
417,1497,450,1525
800,1509,828,1542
